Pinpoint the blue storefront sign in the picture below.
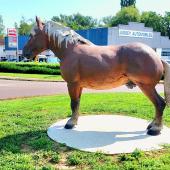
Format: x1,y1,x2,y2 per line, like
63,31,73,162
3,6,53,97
5,35,29,51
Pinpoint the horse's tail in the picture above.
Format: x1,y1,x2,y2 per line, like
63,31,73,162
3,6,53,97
162,59,170,106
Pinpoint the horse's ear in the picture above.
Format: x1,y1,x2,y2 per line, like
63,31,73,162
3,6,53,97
36,16,44,30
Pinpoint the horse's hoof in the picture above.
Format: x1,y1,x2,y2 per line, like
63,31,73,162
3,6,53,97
64,123,75,129
147,128,161,136
147,123,153,130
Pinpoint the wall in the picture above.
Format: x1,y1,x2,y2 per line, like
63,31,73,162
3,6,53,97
0,45,4,57
77,27,108,45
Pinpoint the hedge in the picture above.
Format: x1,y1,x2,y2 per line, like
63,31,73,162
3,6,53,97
0,62,61,75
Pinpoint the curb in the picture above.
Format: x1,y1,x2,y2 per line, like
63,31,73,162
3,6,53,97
0,76,65,82
0,76,164,84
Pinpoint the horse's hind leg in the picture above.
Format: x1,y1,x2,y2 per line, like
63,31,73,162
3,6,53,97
138,84,166,135
65,82,82,129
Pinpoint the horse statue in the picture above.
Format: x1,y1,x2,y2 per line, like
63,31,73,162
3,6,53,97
23,17,170,136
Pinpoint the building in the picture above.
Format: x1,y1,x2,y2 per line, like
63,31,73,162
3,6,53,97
77,22,170,62
4,35,29,61
0,38,5,61
4,22,170,62
4,35,59,62
109,22,170,62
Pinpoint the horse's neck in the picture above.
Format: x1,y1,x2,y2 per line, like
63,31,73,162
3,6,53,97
48,36,63,59
48,37,73,60
46,27,92,59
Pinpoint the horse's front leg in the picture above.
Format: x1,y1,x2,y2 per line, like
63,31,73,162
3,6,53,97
65,82,82,129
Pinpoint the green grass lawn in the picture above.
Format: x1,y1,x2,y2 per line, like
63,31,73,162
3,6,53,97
0,93,170,169
0,72,63,81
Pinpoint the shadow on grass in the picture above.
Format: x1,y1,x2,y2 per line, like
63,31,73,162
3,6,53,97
0,130,71,154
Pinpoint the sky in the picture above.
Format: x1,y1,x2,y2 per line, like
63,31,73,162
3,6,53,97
0,0,170,32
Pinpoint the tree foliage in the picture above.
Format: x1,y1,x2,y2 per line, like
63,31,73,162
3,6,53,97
101,7,170,39
102,6,140,27
140,11,163,33
16,17,34,35
101,16,113,27
52,13,97,30
161,12,170,38
120,0,136,8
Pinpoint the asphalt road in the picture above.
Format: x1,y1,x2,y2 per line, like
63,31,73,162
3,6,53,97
0,79,164,99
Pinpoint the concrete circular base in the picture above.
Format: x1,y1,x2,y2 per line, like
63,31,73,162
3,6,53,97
47,115,170,154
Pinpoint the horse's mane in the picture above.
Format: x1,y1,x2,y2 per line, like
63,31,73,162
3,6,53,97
44,21,94,48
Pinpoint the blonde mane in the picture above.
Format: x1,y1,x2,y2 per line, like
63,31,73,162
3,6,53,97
44,21,93,48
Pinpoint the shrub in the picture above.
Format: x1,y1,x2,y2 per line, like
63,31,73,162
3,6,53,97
0,62,61,75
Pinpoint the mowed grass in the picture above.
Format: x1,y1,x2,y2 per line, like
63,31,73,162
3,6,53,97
0,93,170,169
0,72,63,81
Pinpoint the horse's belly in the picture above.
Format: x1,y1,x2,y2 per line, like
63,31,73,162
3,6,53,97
80,76,128,90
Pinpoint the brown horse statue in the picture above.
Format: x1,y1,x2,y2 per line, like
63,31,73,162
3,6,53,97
23,17,170,136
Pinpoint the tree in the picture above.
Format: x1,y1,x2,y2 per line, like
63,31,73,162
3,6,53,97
0,15,4,37
16,17,34,35
101,16,113,27
120,0,136,8
140,11,163,33
110,6,140,26
162,12,170,38
52,13,97,30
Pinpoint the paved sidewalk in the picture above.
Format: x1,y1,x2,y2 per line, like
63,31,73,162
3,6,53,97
0,79,164,100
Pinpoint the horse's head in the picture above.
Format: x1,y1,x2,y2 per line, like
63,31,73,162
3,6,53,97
23,17,93,60
23,17,49,60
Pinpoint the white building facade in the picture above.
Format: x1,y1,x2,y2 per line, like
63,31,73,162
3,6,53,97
107,22,170,62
